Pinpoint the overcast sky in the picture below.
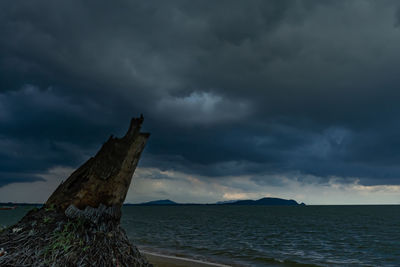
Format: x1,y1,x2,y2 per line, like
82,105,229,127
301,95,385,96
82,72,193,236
1,0,400,204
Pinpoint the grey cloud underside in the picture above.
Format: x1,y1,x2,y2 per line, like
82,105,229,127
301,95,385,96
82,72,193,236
1,0,400,187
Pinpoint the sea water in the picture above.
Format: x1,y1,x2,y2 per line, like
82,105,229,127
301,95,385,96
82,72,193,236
1,205,399,266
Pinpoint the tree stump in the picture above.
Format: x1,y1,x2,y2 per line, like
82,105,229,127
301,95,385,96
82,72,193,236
0,116,152,266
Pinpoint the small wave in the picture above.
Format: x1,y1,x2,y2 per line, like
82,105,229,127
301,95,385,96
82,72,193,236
251,256,323,267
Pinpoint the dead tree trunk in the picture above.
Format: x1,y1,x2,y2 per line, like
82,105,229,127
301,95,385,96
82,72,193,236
46,115,150,221
0,116,152,266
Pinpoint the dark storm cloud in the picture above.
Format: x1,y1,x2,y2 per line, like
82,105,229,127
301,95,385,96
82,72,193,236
1,0,400,187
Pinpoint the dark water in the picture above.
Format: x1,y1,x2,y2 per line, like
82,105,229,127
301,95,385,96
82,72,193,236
1,205,399,266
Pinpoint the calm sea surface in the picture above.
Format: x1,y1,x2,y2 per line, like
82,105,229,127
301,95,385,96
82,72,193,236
1,205,399,266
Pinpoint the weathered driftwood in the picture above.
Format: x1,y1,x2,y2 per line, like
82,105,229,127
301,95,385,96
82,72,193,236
0,116,152,266
46,115,150,214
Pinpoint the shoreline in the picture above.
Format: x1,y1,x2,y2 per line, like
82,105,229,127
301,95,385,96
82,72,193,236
142,251,232,267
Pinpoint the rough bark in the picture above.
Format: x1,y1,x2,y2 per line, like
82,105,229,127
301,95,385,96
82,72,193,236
46,115,150,216
0,116,152,266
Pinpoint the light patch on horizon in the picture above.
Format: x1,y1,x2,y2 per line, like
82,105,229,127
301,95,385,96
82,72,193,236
0,166,399,205
222,192,269,200
126,167,400,205
349,181,400,194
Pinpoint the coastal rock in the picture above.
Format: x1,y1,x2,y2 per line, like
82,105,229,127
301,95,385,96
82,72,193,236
0,116,152,266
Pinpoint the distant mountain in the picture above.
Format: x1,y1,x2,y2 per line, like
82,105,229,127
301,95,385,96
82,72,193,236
138,199,177,205
215,200,238,204
227,197,304,206
126,197,305,206
1,198,304,207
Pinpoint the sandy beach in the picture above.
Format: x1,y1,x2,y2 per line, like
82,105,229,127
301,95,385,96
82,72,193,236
142,251,231,267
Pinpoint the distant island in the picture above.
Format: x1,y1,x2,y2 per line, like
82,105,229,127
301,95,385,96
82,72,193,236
228,197,305,206
137,199,177,205
1,198,306,207
126,197,306,206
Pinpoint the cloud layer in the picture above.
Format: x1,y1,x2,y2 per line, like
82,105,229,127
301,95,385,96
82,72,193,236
1,1,400,203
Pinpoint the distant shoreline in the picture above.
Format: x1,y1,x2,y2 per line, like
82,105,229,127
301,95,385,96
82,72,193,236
1,202,399,206
126,197,306,206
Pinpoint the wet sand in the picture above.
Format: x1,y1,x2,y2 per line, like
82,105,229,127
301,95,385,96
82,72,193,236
142,251,231,267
